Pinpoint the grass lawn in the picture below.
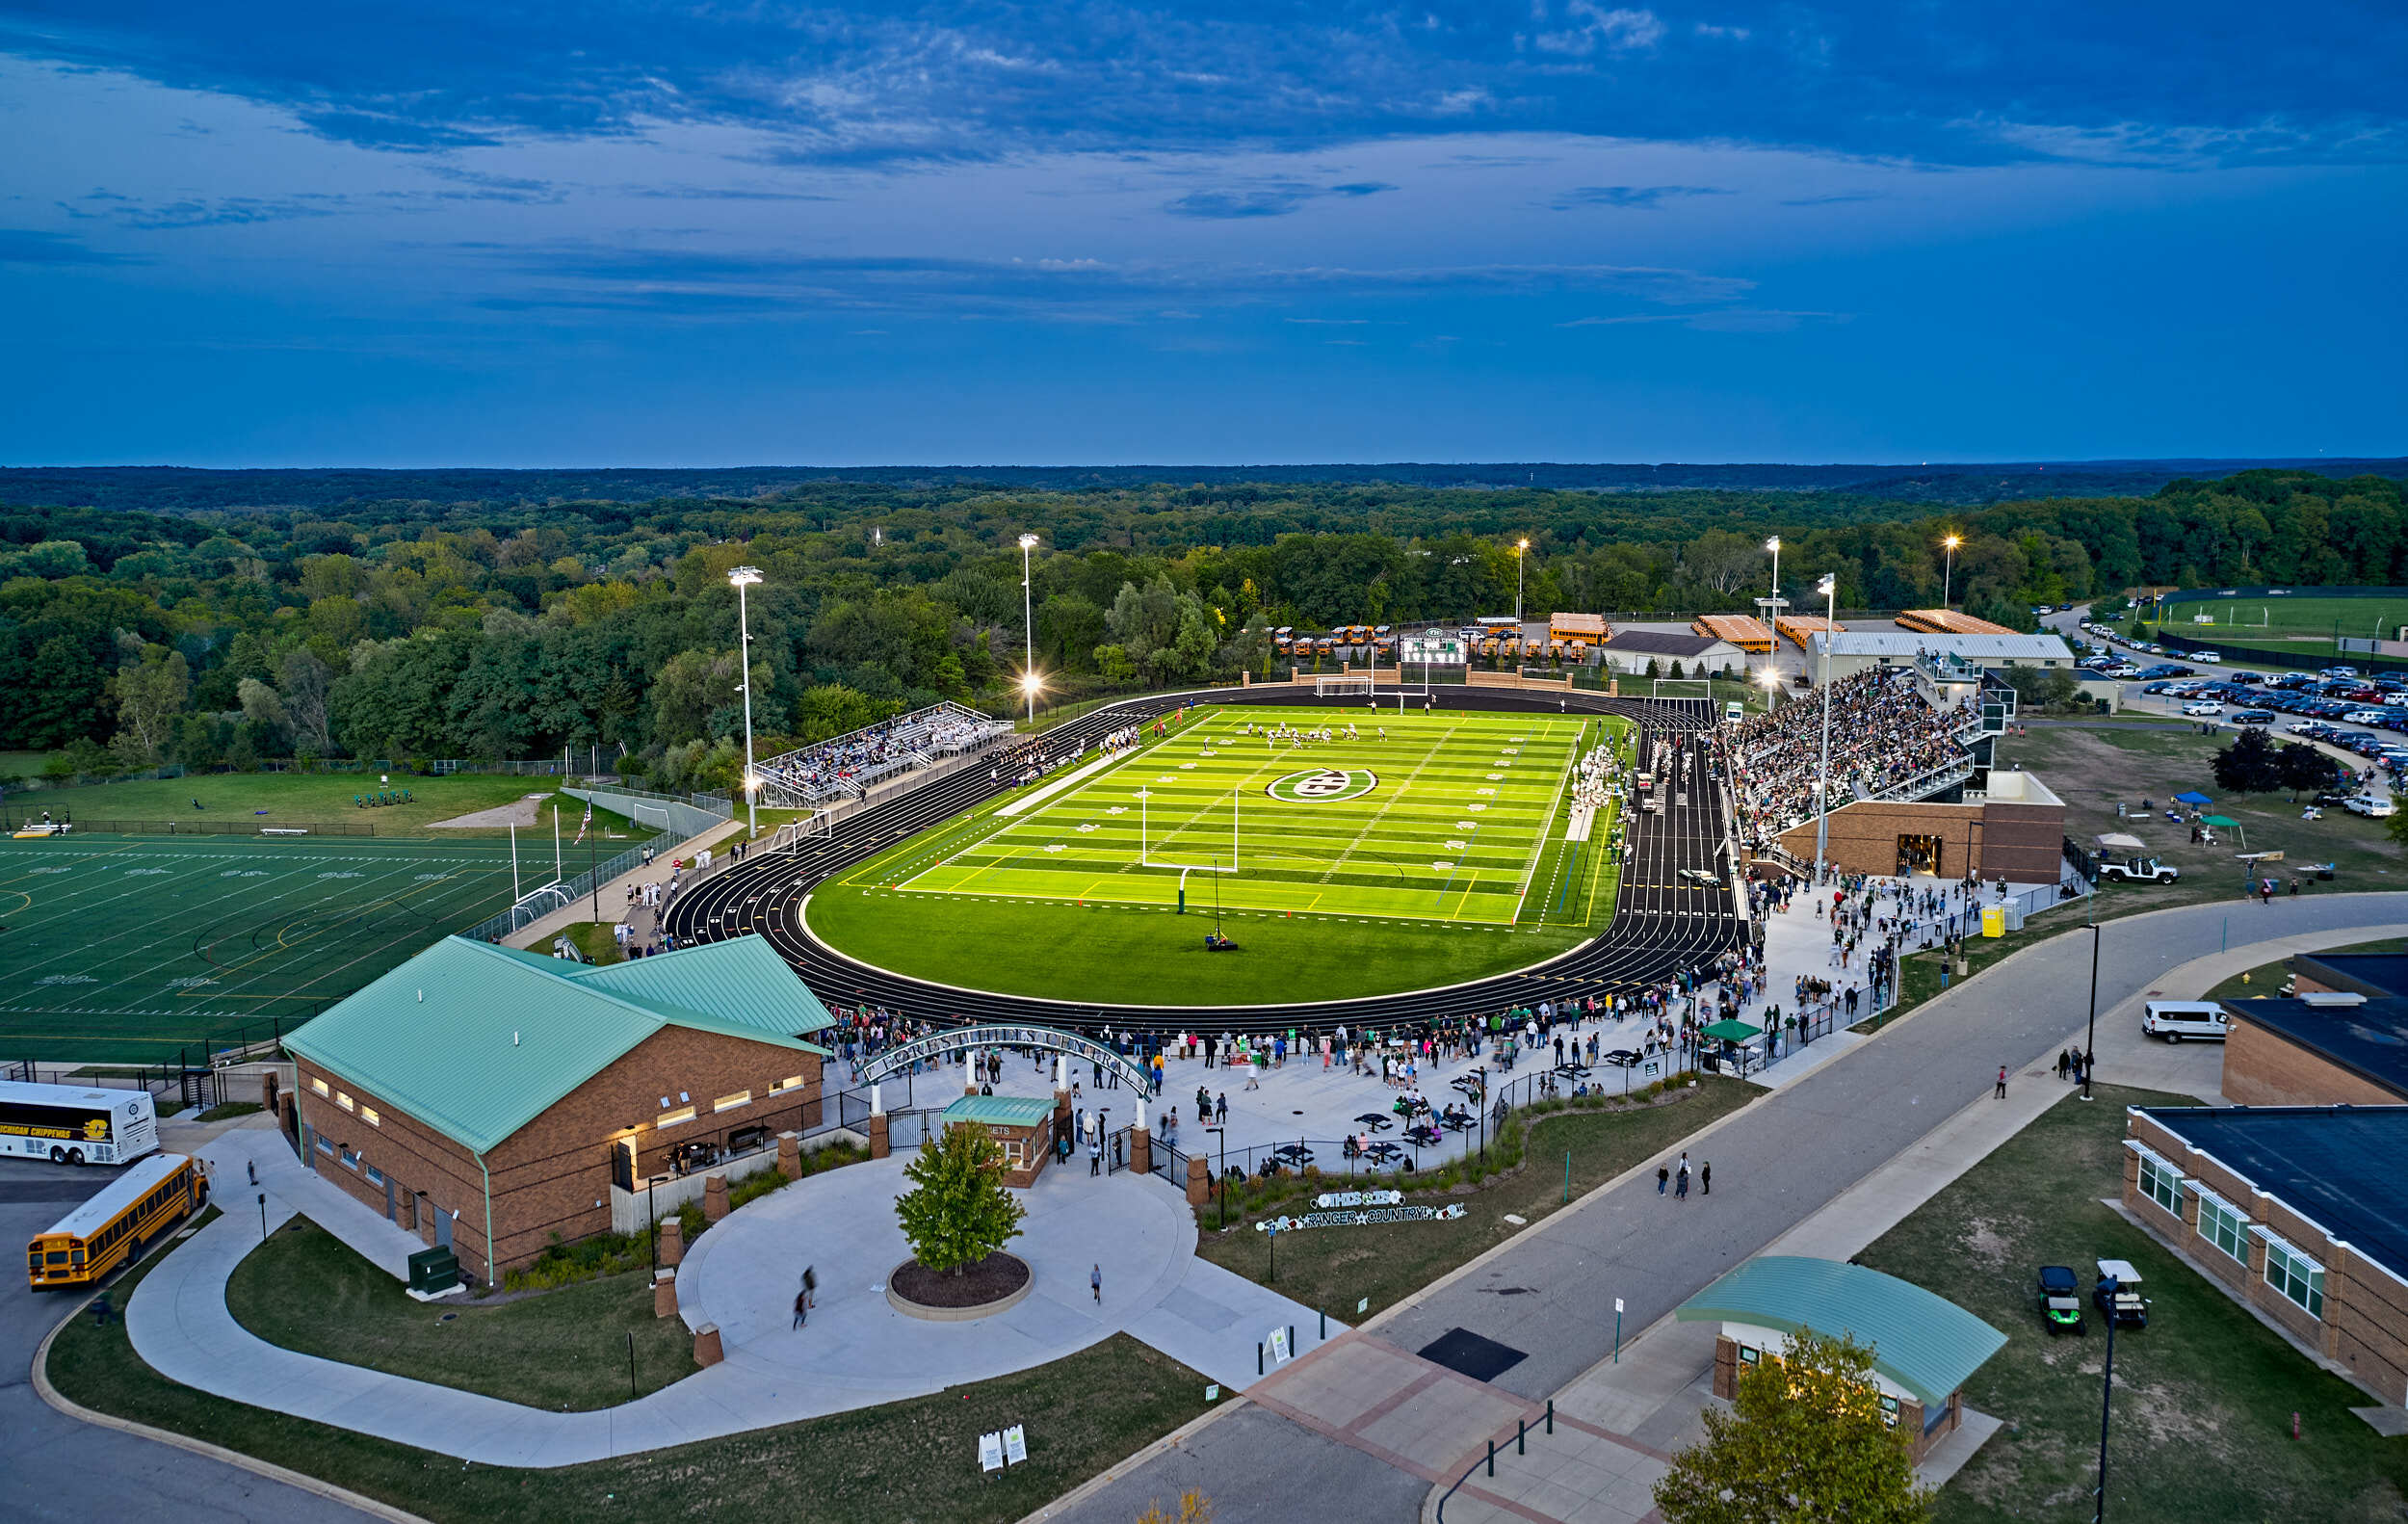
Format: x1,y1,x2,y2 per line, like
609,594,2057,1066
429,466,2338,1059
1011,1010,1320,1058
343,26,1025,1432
560,920,626,964
1996,722,2399,913
2203,935,2408,1000
2140,594,2408,664
1196,1076,1756,1320
225,1217,694,1410
807,705,1625,1005
49,1236,1211,1524
12,770,659,837
1856,1084,2408,1522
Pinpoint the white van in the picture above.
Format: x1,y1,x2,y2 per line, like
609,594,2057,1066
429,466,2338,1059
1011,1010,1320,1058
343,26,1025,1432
2141,1001,2231,1042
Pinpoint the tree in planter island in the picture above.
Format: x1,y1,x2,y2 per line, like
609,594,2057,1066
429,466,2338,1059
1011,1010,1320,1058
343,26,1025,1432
1653,1327,1930,1524
896,1121,1028,1275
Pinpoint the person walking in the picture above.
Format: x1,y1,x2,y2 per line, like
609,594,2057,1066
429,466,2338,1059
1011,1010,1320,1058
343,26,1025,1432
2055,1048,2070,1081
1090,1137,1103,1175
793,1287,809,1328
1091,1263,1103,1303
1701,1161,1712,1196
1216,1092,1228,1124
1996,1064,2008,1099
802,1265,816,1311
1658,1165,1669,1196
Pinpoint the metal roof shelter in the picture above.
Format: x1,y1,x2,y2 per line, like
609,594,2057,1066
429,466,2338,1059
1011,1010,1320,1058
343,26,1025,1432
1675,1255,2006,1409
2136,1105,2408,1275
940,1094,1059,1128
1896,609,2020,636
284,934,834,1156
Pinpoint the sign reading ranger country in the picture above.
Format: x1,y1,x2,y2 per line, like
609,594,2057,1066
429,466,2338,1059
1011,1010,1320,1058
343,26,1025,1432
1255,1190,1468,1232
1266,768,1378,804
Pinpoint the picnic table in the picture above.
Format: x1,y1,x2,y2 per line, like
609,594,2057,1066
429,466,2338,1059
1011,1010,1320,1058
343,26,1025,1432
1352,1112,1394,1133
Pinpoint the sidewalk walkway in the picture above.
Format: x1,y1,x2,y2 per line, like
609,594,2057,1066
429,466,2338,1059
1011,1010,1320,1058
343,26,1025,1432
131,1142,1330,1467
504,817,744,952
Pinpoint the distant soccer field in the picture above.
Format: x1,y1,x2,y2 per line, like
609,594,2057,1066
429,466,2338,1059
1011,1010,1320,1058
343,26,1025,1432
2151,593,2408,660
0,835,531,1064
868,708,1608,921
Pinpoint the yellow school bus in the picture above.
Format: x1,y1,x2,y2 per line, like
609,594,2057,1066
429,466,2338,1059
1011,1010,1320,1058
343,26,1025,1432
26,1152,208,1290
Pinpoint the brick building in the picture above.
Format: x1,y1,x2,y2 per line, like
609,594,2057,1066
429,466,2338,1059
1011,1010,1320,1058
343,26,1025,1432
1772,769,2067,882
938,1094,1058,1187
1676,1255,2005,1464
2290,953,2408,1001
2124,1105,2408,1405
284,934,833,1285
2213,994,2408,1108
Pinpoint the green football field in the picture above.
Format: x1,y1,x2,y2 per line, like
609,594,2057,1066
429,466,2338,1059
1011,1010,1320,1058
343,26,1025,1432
807,707,1631,1004
2147,593,2408,660
0,834,535,1064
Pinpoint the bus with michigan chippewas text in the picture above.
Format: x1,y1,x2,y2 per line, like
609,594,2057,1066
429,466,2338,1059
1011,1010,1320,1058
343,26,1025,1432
0,1079,158,1166
27,1152,208,1290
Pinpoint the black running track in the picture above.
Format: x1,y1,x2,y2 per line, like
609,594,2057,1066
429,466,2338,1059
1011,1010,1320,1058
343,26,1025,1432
661,688,1746,1036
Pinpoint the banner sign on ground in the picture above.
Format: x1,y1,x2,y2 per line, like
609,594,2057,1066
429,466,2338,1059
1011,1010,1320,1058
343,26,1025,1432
1257,1201,1468,1232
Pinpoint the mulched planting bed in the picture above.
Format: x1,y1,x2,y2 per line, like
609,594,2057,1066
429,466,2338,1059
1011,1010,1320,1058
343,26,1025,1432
891,1251,1031,1309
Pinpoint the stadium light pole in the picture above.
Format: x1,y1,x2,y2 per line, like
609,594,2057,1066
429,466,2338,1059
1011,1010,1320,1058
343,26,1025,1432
1942,535,1962,610
1762,537,1782,690
1814,573,1837,878
1019,533,1041,723
1514,539,1530,632
729,566,763,838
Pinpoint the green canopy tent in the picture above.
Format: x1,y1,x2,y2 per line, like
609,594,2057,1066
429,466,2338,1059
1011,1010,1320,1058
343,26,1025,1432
1701,1019,1764,1042
2201,813,2244,849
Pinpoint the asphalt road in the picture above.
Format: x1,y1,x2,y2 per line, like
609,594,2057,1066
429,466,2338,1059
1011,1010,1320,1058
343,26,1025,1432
0,1158,366,1524
1053,890,2408,1521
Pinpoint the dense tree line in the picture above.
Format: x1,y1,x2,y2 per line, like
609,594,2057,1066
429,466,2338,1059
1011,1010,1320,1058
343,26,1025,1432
0,469,2397,788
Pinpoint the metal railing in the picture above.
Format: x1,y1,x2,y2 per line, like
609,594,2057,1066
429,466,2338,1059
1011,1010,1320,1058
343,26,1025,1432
755,700,1009,807
459,804,723,943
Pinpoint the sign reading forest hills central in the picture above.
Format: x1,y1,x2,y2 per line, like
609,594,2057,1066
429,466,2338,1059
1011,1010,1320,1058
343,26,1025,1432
1266,768,1378,804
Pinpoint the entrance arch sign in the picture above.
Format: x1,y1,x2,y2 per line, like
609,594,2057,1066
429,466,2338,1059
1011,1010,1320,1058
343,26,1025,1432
856,1022,1151,1094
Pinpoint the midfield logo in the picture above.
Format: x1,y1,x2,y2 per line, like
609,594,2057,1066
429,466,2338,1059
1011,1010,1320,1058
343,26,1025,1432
1265,768,1378,803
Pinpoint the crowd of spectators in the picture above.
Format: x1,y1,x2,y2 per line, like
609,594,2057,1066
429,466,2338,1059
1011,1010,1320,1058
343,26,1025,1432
763,702,1008,800
1721,669,1971,847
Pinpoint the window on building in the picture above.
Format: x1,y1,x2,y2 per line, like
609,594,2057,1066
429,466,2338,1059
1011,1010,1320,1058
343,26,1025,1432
316,1135,334,1156
311,1077,329,1097
772,1074,804,1093
361,1107,380,1127
336,1091,354,1112
339,1146,361,1170
657,1105,696,1128
1000,1139,1023,1164
2137,1150,2184,1216
713,1090,752,1114
2196,1191,2248,1264
364,1164,385,1187
2263,1234,2326,1319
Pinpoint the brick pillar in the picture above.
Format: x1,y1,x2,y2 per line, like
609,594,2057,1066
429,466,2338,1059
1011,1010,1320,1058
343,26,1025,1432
260,1070,279,1113
702,1172,729,1223
693,1322,723,1367
1130,1125,1151,1176
869,1113,890,1160
653,1269,678,1318
1186,1154,1211,1207
777,1131,801,1181
967,1081,982,1097
658,1217,684,1267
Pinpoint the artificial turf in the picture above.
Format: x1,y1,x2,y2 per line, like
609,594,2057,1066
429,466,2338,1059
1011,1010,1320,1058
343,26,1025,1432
2138,593,2408,663
808,706,1627,1005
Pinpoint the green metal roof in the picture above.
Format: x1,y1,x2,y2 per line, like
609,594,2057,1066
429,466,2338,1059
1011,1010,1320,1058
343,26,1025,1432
284,935,828,1156
940,1094,1058,1128
1675,1255,2006,1409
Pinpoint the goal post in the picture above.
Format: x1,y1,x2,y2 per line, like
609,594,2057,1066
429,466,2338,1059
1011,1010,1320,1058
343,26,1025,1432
1315,675,1374,698
1135,784,1239,874
769,807,834,855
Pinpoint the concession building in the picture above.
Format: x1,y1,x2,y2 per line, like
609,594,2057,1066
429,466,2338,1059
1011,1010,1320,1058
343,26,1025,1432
284,934,833,1284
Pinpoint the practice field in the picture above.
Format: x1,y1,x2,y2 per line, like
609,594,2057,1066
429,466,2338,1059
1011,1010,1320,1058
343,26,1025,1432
808,707,1630,1005
0,834,537,1064
2146,592,2408,661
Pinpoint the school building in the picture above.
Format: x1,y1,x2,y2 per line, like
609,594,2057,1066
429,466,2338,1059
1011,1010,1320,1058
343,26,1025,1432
282,933,834,1285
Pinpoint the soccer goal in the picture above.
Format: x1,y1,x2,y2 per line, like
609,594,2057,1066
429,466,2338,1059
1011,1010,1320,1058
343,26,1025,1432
1316,675,1374,698
768,807,835,856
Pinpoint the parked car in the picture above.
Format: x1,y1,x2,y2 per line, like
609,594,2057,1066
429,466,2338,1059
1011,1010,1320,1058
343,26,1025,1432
2037,1265,2086,1335
2181,701,2222,717
2143,1001,2231,1041
2232,710,2276,725
2345,795,2397,818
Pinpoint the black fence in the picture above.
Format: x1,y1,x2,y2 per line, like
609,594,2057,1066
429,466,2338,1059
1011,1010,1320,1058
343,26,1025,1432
1,815,397,837
5,1057,235,1113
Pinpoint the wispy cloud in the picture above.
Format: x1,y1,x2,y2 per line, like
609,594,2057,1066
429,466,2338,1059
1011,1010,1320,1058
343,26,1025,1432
1533,4,1665,57
1165,180,1397,219
1549,184,1728,210
0,228,139,265
1558,308,1846,331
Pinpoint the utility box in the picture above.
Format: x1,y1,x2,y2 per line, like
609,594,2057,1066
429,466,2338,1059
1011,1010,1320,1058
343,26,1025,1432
407,1246,459,1297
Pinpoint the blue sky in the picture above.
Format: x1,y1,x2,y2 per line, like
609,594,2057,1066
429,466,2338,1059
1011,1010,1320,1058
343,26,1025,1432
2,2,2402,466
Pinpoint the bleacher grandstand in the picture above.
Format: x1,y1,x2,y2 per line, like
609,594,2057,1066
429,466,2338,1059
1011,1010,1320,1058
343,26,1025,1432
1691,613,1773,653
1773,613,1845,651
1894,608,2018,637
1720,668,1979,851
754,700,1011,807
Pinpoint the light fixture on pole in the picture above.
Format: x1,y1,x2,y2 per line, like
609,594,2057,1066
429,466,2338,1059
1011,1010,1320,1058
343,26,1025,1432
1514,539,1531,632
1018,533,1041,723
1757,665,1781,712
728,565,763,838
1814,572,1837,878
1762,536,1782,692
1942,535,1962,609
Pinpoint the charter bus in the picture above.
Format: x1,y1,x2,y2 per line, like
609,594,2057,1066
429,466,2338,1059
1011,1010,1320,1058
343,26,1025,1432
27,1151,208,1290
0,1079,159,1167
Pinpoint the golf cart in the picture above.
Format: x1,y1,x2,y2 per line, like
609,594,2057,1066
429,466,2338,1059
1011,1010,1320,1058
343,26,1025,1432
2092,832,2178,884
2094,1258,2150,1328
2037,1265,2086,1335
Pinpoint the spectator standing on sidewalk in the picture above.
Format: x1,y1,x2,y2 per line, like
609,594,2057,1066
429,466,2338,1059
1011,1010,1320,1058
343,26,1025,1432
1996,1064,2009,1099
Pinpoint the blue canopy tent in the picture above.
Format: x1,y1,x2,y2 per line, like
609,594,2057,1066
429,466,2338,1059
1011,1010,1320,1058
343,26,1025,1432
2173,790,2212,807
